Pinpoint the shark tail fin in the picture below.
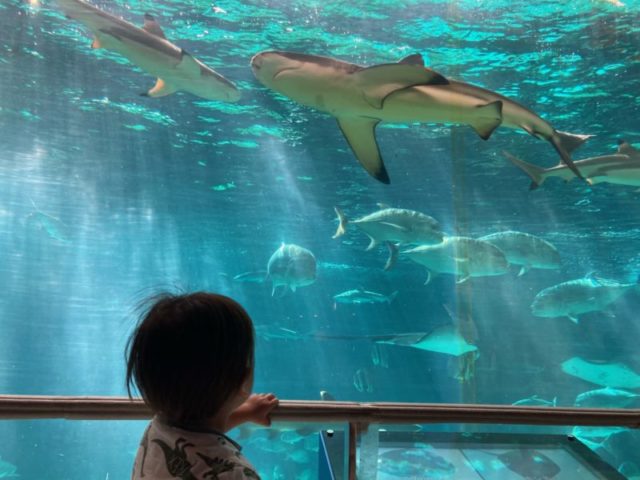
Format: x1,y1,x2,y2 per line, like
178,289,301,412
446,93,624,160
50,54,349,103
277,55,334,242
502,150,546,190
332,207,348,239
470,101,503,140
551,131,593,180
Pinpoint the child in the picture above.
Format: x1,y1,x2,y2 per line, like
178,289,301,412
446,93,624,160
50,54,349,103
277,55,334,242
126,292,279,479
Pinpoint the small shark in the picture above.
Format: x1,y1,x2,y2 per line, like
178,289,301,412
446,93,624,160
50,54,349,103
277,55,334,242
57,0,240,101
478,231,561,276
333,288,398,305
251,51,590,183
505,140,640,189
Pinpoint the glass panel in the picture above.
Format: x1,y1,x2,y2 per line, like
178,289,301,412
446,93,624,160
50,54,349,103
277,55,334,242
0,419,344,480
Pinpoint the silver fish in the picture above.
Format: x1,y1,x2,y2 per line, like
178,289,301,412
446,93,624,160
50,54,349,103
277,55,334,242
574,387,640,408
479,231,561,276
512,395,557,407
333,205,443,270
333,288,398,305
402,236,509,284
250,51,590,183
505,140,640,189
531,275,638,324
267,243,317,295
353,368,373,393
57,0,240,101
370,343,389,368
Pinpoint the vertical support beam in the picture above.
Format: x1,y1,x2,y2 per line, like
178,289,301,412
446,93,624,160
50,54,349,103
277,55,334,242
348,422,357,480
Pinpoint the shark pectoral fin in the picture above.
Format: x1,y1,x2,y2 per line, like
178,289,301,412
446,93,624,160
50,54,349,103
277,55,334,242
356,64,449,109
337,117,390,184
470,101,503,140
146,78,177,98
91,37,103,49
568,315,580,324
423,270,432,285
143,13,167,39
517,265,529,277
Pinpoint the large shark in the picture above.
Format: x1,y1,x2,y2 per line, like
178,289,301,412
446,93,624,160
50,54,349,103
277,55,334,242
505,140,640,189
57,0,240,101
250,51,590,183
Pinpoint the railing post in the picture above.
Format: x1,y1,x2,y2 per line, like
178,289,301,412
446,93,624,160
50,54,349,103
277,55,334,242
348,421,357,480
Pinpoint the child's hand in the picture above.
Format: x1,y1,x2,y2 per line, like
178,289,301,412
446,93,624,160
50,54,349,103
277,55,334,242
238,393,279,426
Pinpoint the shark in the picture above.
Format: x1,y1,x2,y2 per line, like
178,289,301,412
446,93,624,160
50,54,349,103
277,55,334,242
57,0,240,101
505,140,640,189
250,51,591,183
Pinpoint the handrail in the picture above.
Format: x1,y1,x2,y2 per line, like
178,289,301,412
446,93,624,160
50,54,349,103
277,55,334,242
1,395,639,427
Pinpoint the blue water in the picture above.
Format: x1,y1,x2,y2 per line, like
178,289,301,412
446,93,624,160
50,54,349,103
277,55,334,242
1,0,640,477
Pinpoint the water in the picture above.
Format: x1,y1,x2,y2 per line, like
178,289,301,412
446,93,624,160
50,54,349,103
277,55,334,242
1,0,640,477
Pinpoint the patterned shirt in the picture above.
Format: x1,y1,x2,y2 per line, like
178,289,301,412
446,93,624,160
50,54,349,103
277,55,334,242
131,417,260,480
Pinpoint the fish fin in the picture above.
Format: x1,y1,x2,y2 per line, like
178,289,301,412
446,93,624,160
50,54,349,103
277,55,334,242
568,315,580,324
470,101,503,140
518,265,529,276
388,290,399,303
551,131,593,180
378,222,409,232
424,270,432,285
365,235,378,251
336,117,389,183
145,78,178,98
91,37,102,49
617,139,640,156
503,150,547,188
291,285,297,292
376,202,392,209
332,207,348,238
143,13,167,39
456,275,470,284
355,63,449,109
552,396,557,407
398,53,425,66
384,242,399,271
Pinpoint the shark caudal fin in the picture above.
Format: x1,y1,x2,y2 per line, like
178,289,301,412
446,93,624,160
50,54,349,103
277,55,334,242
332,207,348,239
502,150,547,190
551,131,593,180
337,117,390,184
470,101,503,140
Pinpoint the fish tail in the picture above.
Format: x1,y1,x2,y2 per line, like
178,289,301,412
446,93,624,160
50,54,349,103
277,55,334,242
388,290,399,303
502,150,547,190
332,207,348,238
551,131,593,180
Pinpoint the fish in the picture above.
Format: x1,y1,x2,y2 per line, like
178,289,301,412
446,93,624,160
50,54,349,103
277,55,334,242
353,368,373,393
478,231,560,276
505,140,640,189
57,0,240,101
319,390,335,401
253,325,302,341
333,205,443,270
379,325,478,357
232,271,268,283
561,357,640,389
370,343,389,368
511,395,557,407
490,449,561,480
402,236,509,284
250,51,590,183
378,447,456,478
333,288,398,305
531,275,639,324
574,387,640,408
267,243,317,296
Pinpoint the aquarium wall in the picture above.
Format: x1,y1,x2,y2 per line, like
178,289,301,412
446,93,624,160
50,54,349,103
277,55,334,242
1,0,640,477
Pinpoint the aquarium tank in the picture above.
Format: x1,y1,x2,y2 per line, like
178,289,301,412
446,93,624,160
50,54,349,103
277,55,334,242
1,0,640,478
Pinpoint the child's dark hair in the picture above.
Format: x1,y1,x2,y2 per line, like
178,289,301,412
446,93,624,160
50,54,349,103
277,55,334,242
125,292,255,424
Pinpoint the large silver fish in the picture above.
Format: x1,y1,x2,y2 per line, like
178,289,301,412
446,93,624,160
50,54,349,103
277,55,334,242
267,243,317,295
574,387,640,408
250,51,590,183
505,140,640,189
531,275,639,324
478,231,561,276
333,288,398,305
333,205,443,270
57,0,240,101
402,236,509,284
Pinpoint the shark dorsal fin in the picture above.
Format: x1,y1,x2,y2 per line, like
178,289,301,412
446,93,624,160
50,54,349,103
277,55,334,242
354,63,449,109
617,139,640,156
398,53,425,66
143,14,167,39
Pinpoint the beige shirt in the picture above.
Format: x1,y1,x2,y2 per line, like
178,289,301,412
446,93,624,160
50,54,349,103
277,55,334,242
131,417,260,480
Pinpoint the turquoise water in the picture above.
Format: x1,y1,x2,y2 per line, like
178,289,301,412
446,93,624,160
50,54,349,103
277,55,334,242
1,0,640,477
